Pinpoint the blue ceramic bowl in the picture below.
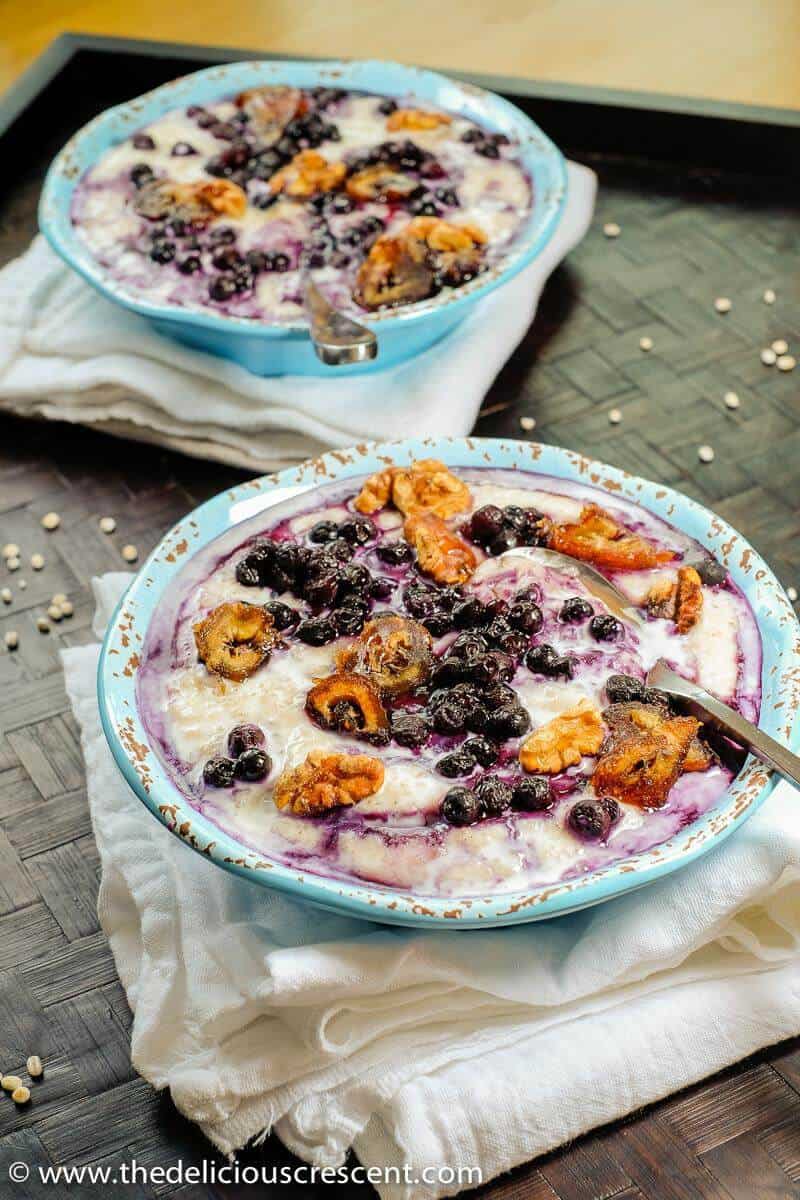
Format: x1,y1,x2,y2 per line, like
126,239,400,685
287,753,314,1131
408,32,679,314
98,437,800,928
39,60,567,376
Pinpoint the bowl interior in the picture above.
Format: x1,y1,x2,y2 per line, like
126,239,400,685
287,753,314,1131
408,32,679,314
39,59,568,338
97,437,800,928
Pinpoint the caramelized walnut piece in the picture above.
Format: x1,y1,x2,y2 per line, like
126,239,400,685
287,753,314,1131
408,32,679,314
269,150,347,197
391,458,472,518
386,108,453,131
346,164,420,202
235,85,306,143
194,602,278,682
353,459,471,518
644,566,703,633
353,468,394,514
306,672,390,744
134,178,247,223
519,700,604,775
337,614,433,695
354,236,437,310
593,706,700,809
404,512,477,585
274,749,384,816
550,504,676,572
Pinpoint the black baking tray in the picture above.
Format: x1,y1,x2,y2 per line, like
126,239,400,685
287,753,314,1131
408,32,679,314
1,34,798,592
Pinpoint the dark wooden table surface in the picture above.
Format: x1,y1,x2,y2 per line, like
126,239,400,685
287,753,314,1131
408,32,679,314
2,123,800,1199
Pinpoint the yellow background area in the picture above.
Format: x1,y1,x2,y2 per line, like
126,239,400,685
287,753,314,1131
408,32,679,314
1,0,798,108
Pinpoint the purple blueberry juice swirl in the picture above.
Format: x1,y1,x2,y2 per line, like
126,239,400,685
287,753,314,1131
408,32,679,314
137,468,762,898
71,86,532,324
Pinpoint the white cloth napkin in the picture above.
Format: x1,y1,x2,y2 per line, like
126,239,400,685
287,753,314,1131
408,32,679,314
62,572,800,1199
0,163,595,473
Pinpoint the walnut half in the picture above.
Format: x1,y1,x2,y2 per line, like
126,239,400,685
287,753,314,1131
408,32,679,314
519,700,604,775
274,750,384,816
403,511,477,586
353,459,471,519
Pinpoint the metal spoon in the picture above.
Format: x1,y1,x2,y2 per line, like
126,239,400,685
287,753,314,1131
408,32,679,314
504,546,800,789
304,276,377,366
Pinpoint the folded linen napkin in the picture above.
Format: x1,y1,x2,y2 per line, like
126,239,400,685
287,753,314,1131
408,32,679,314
62,572,800,1199
0,163,595,473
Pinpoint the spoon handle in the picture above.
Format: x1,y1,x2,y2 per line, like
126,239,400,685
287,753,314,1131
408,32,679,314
647,659,800,789
304,276,377,366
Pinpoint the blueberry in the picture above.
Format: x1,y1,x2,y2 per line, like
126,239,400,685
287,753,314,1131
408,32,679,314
227,723,265,757
605,673,647,704
452,596,488,628
695,558,728,586
461,706,487,735
295,616,337,645
209,275,237,302
512,776,553,812
177,254,201,275
568,800,613,840
377,97,398,115
486,703,531,741
171,141,197,156
209,226,237,245
508,600,543,634
203,756,236,788
461,128,482,143
245,250,268,273
309,520,340,544
327,537,354,563
235,542,274,587
403,580,439,617
431,695,470,736
337,562,372,596
377,539,414,566
188,105,212,124
468,505,505,546
340,517,375,545
131,162,155,189
264,251,291,272
434,187,459,207
488,528,521,556
370,576,395,599
473,650,515,686
474,776,513,817
232,266,255,293
477,142,500,159
234,747,271,782
484,617,514,646
421,609,453,637
391,711,431,749
436,748,477,778
441,787,480,827
496,629,529,658
212,246,244,271
132,133,156,150
463,736,498,767
303,567,341,610
519,509,552,547
560,596,594,623
150,238,175,264
260,601,297,631
590,615,623,642
525,644,574,679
